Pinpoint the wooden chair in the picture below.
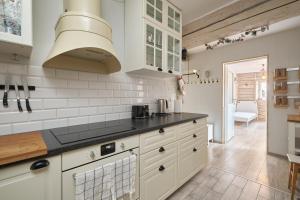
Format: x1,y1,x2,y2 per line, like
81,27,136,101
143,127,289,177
287,154,300,199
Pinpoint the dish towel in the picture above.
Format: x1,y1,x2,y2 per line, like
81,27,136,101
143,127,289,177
74,163,115,200
114,154,137,199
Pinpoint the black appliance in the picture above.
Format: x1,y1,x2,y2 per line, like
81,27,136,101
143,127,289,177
132,105,149,119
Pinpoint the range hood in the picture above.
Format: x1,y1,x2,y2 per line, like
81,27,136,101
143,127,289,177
43,0,121,74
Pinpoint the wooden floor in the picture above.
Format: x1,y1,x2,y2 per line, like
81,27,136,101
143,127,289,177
168,121,293,200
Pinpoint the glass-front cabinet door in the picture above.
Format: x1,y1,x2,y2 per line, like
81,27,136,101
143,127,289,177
167,34,181,73
145,23,163,70
167,4,181,34
0,0,32,46
145,0,163,24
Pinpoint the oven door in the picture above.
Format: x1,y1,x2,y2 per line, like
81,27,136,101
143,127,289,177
62,148,139,200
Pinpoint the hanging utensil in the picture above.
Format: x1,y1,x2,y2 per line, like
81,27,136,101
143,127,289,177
3,76,10,107
14,82,23,112
22,78,32,112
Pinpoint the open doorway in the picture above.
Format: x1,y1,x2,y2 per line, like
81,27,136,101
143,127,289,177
222,56,268,145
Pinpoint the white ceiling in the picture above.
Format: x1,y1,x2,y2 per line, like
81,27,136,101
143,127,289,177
227,57,267,74
169,0,236,25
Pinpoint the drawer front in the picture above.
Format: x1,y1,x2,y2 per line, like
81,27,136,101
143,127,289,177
178,142,204,185
62,135,139,171
178,127,207,151
140,160,177,200
176,118,207,140
63,149,139,200
140,142,177,175
140,127,176,154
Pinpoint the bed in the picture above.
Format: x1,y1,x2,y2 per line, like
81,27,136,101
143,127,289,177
234,101,258,126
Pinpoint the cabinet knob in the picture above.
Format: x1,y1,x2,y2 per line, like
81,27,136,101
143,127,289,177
90,151,96,160
159,146,165,152
159,165,165,171
168,70,173,74
30,160,49,171
193,148,197,152
193,120,197,124
159,128,165,134
157,68,163,72
193,134,197,138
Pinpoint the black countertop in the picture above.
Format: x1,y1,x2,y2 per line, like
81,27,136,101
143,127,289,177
42,113,208,156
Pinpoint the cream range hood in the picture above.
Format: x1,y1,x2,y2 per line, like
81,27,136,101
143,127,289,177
43,0,121,74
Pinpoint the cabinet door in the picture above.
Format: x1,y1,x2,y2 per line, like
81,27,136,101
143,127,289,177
0,156,61,200
145,0,163,24
140,160,177,200
145,23,164,70
167,3,181,34
167,35,181,73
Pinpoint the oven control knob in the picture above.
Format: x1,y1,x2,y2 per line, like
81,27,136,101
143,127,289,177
120,143,125,150
90,151,96,160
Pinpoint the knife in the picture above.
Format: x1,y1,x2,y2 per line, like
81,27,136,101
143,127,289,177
14,82,23,112
22,78,32,112
3,76,9,107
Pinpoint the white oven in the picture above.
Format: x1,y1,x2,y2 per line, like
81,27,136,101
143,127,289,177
61,135,140,200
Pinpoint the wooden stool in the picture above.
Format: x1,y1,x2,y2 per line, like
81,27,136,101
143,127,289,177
287,154,300,199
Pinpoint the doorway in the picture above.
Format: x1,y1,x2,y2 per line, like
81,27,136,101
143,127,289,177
222,56,268,144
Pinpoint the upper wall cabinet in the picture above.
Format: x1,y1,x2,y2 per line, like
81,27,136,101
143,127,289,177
0,0,32,58
125,0,182,77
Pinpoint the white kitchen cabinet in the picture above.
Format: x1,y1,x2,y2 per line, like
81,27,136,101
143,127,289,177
0,0,32,58
0,155,61,200
166,2,181,35
125,0,182,77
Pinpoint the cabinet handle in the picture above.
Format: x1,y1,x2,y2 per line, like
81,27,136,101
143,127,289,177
159,165,165,171
157,68,163,72
193,134,197,138
159,128,164,133
193,120,197,124
193,148,197,152
30,159,49,171
168,70,173,74
159,147,165,152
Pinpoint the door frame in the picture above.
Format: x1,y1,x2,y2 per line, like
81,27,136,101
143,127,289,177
222,55,269,145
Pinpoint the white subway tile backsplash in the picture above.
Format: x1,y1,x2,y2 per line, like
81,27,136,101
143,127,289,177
57,108,80,118
43,119,68,129
13,121,43,133
88,114,105,123
0,62,176,135
0,124,12,136
56,69,78,80
68,116,89,126
79,107,98,116
79,72,98,81
28,110,57,121
68,80,89,89
68,99,89,107
28,65,55,77
44,99,68,109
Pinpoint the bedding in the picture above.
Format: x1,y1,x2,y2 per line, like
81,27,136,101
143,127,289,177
234,101,258,126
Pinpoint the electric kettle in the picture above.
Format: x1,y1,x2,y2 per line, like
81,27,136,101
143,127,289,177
157,99,169,114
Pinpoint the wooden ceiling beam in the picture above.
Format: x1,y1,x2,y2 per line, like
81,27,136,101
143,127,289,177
183,0,300,49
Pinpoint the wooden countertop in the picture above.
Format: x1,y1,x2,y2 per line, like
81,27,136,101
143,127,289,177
288,115,300,122
0,132,48,166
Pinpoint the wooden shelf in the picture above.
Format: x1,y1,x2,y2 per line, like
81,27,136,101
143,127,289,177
274,89,288,94
274,76,288,81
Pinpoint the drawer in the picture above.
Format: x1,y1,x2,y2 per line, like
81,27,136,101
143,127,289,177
178,142,205,185
140,127,176,154
178,129,207,152
62,135,139,171
176,118,207,140
140,142,177,175
140,159,177,200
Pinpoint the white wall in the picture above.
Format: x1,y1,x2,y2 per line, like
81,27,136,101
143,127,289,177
0,0,176,136
183,27,300,155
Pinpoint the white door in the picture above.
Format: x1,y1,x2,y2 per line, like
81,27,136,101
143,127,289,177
223,68,235,143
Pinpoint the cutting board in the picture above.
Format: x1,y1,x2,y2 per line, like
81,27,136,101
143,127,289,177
0,132,48,166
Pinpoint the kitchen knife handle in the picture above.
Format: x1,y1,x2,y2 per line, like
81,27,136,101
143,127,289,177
25,99,32,113
3,92,8,107
17,99,23,112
